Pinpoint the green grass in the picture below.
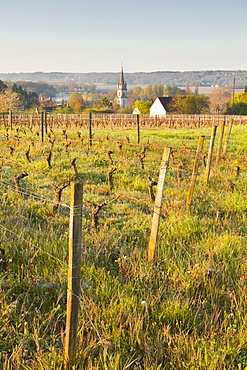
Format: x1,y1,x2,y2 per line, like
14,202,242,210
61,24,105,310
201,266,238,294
1,122,247,369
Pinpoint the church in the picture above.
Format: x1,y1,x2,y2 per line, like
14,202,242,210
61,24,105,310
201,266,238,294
116,66,128,109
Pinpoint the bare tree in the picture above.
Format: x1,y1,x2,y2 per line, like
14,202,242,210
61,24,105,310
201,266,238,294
0,89,20,112
210,87,232,114
194,83,199,95
185,81,191,94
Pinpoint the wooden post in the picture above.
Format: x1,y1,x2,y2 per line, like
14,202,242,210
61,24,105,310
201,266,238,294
44,110,48,134
65,181,83,365
41,111,44,143
204,125,217,184
186,136,205,209
177,163,183,182
147,147,172,262
89,112,92,147
215,120,225,168
137,114,140,144
8,110,13,130
29,114,33,129
222,118,233,156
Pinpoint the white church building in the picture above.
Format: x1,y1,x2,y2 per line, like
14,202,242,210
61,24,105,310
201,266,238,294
116,66,128,109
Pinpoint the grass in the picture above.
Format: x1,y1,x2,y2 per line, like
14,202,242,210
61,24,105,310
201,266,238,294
1,122,247,368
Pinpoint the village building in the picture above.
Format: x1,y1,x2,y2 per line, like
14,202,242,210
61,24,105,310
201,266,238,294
116,66,128,109
150,96,173,117
132,107,141,114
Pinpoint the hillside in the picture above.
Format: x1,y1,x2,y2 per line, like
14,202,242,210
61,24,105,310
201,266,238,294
1,70,247,88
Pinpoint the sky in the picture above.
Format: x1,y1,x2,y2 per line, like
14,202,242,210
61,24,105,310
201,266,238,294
0,0,247,73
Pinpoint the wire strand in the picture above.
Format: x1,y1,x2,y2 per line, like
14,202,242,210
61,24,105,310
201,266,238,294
0,223,68,266
0,180,71,209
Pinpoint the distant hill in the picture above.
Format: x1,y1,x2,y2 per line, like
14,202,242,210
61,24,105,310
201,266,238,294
1,70,247,88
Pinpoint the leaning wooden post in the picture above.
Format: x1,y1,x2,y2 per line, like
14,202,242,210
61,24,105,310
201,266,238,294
204,125,217,184
215,120,225,168
186,136,205,209
222,118,233,156
147,147,172,262
89,112,92,147
137,114,140,144
8,110,13,130
65,180,83,365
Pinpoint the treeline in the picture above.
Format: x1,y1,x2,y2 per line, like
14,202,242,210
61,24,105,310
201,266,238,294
8,81,56,98
1,78,247,115
1,70,247,88
126,84,187,107
52,82,96,94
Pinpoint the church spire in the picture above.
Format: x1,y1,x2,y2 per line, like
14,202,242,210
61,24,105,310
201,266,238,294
117,65,127,109
119,65,124,86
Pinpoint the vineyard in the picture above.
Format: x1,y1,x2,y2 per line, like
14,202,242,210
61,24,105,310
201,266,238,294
1,112,247,131
1,114,247,369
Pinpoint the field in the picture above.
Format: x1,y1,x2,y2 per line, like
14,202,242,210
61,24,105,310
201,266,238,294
1,120,247,369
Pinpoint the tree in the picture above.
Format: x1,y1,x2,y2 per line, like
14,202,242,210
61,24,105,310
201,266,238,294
182,94,210,114
210,87,232,114
125,87,142,107
68,91,85,113
227,90,247,115
12,84,40,110
106,90,117,104
0,89,20,112
185,82,191,94
168,94,185,113
164,85,186,96
127,84,165,107
27,91,40,109
98,97,113,109
194,83,199,95
230,102,247,115
144,84,154,100
0,80,8,92
142,84,164,101
92,96,114,111
169,94,210,114
233,91,247,104
132,100,152,114
132,86,142,96
153,84,164,97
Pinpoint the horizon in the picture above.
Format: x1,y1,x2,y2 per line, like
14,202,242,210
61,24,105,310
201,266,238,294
1,68,247,75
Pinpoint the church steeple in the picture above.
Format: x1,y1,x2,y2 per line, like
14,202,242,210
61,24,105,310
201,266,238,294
119,66,125,86
117,65,128,109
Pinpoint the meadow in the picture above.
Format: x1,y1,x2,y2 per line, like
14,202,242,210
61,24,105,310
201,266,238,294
1,121,247,369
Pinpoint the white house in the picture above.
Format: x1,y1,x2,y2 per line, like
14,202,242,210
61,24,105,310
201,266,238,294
150,97,173,116
132,107,141,114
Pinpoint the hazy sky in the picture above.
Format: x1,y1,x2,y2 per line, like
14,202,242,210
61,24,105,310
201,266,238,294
1,0,246,73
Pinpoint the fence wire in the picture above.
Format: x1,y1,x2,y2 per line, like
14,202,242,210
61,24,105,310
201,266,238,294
0,179,71,209
0,223,67,266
